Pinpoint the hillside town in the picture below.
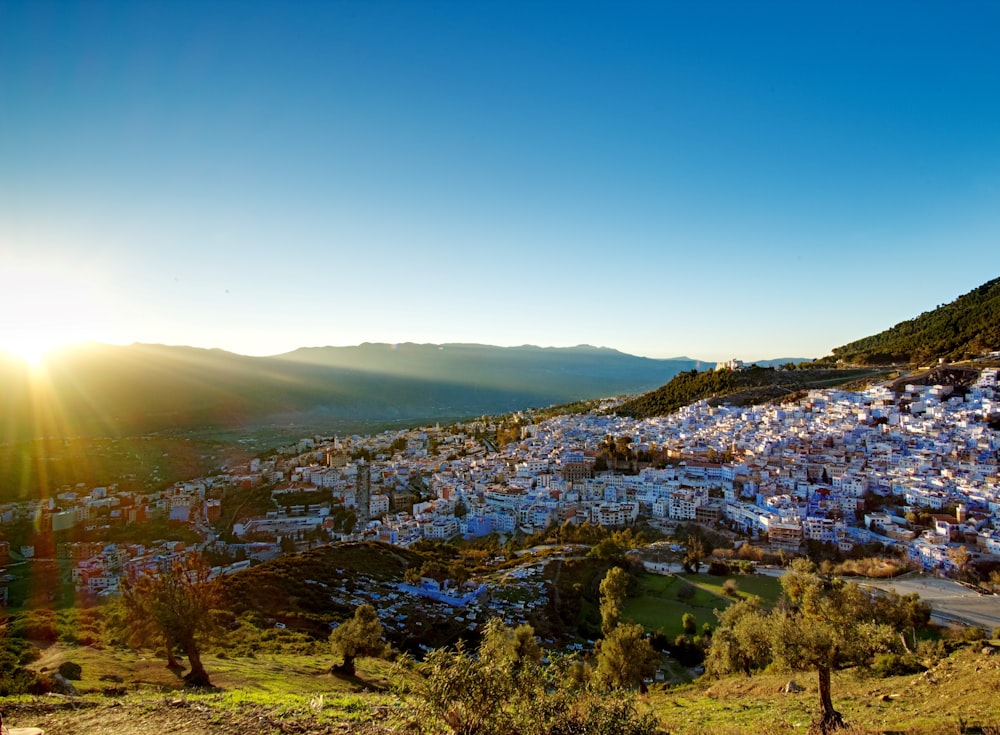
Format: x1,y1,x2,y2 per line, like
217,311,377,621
3,368,999,613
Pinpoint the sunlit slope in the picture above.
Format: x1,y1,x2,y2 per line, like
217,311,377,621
828,276,1000,365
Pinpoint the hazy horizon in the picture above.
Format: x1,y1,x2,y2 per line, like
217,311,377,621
0,337,808,366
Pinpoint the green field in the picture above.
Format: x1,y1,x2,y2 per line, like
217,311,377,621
623,573,728,636
679,572,783,605
623,572,783,637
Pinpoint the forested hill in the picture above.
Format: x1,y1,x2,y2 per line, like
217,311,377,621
828,277,1000,365
616,365,881,419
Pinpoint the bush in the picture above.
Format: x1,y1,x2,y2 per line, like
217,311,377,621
9,611,58,642
58,661,83,680
961,626,988,643
0,667,47,696
722,578,739,597
944,624,988,643
872,653,926,677
917,639,948,662
707,561,731,576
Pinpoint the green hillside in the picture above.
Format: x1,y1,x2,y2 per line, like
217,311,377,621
828,277,1000,365
616,365,881,419
4,629,998,734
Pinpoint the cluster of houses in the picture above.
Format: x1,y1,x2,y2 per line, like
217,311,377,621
3,368,999,601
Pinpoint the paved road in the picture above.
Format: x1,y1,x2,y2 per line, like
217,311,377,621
858,572,1000,631
717,566,998,630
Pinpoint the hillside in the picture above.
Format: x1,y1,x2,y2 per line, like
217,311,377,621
616,365,883,419
4,638,998,734
828,276,1000,365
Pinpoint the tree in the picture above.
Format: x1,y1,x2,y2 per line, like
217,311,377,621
707,560,930,733
592,622,660,692
120,556,221,687
705,597,770,677
329,603,386,676
770,560,897,732
947,545,971,581
599,567,629,635
589,536,626,562
681,612,697,635
871,588,931,652
682,535,705,573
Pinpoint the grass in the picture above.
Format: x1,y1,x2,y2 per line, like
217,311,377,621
623,573,731,636
13,635,1000,734
622,572,783,637
648,643,1000,734
679,572,784,605
28,641,415,699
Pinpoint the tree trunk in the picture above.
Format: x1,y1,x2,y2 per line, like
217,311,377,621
332,655,356,676
814,666,845,733
166,647,185,674
182,640,212,688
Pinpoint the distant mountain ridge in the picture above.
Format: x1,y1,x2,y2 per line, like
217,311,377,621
827,276,1000,365
0,342,708,440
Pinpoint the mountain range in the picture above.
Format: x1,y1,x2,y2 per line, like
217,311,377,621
3,276,997,443
0,342,708,440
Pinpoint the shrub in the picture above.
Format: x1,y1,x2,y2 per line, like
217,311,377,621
58,661,82,680
0,667,47,696
722,578,739,597
917,639,948,662
961,626,988,643
708,560,731,576
872,653,926,678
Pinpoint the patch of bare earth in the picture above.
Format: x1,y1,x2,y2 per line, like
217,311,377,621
1,700,397,735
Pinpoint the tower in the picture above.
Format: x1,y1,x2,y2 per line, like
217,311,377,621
356,460,371,522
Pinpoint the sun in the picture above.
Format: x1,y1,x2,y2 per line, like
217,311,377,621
0,264,112,367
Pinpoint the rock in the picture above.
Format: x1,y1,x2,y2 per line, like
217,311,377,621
782,680,803,693
50,673,79,696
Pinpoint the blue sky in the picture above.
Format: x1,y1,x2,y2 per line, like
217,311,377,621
2,1,998,363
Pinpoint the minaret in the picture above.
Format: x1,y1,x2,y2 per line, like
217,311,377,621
356,460,371,522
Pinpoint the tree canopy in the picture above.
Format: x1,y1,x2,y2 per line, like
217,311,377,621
120,556,221,687
598,566,629,635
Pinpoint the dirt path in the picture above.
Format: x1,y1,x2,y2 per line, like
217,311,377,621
1,700,393,735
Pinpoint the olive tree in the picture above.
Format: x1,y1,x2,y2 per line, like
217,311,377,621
120,556,221,687
329,603,386,676
707,559,910,733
